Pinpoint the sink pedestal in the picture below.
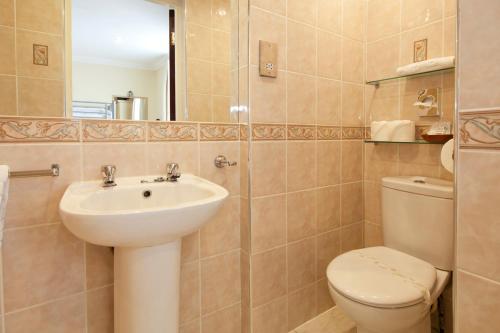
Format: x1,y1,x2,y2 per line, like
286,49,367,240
114,240,181,333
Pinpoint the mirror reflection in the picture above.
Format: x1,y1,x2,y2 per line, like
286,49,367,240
0,0,238,122
72,0,181,121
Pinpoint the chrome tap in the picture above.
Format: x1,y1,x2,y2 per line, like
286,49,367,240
101,165,117,187
166,163,181,182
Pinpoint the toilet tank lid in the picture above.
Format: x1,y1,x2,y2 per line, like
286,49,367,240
382,176,453,199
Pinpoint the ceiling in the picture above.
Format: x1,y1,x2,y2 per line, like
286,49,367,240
72,0,170,70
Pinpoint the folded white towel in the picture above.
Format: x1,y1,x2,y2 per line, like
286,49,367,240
371,120,415,142
396,56,455,76
0,165,9,246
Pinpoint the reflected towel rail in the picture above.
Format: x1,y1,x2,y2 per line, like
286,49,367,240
9,164,60,178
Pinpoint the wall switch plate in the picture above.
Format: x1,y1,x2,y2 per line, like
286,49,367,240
259,40,278,78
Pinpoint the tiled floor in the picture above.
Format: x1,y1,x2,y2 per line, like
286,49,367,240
291,307,356,333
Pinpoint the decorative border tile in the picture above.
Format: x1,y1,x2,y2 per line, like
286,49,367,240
82,120,146,142
0,117,79,142
317,126,341,140
148,122,198,141
341,127,365,140
251,124,286,141
287,125,316,140
459,110,500,149
364,127,371,140
200,124,239,141
239,124,249,141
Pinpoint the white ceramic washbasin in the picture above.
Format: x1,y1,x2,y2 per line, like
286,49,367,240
59,173,229,247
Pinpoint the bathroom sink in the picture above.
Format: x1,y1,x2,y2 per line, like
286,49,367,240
59,173,228,333
59,174,228,247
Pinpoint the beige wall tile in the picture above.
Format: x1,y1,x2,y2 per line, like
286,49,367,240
287,0,317,25
342,0,364,40
317,78,341,125
366,36,400,82
0,75,16,115
211,63,231,95
341,182,363,225
250,8,286,67
286,21,317,75
365,82,400,124
187,23,212,61
17,77,64,117
287,72,317,124
213,95,231,122
3,225,84,312
287,141,317,191
287,238,316,292
180,262,200,324
459,0,500,109
458,150,500,282
188,59,211,94
0,0,14,26
201,251,241,314
342,39,363,84
251,194,286,253
401,0,443,30
317,141,341,186
16,30,64,79
364,181,382,225
317,0,340,33
341,140,363,182
87,286,114,333
250,66,286,123
457,270,500,332
252,296,288,333
364,143,399,181
199,141,240,195
212,30,230,64
0,144,81,228
341,83,364,127
287,190,317,242
443,17,456,57
366,0,400,41
86,244,113,290
211,0,231,32
180,320,200,333
186,0,211,25
317,31,341,80
317,186,341,233
251,0,285,15
444,0,456,17
288,284,317,330
188,94,212,122
364,222,383,247
82,143,147,180
251,247,287,307
251,141,286,197
400,22,443,66
201,303,241,333
0,26,15,75
316,230,340,277
182,232,200,264
316,278,335,313
4,294,85,333
341,222,363,253
16,0,63,34
200,197,240,257
146,142,200,176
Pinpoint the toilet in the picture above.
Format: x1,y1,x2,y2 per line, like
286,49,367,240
326,176,454,333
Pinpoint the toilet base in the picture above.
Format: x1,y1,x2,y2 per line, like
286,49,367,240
356,312,430,333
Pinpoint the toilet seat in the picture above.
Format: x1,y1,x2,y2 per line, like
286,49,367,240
327,246,437,309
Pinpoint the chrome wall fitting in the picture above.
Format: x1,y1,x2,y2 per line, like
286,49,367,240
214,155,237,168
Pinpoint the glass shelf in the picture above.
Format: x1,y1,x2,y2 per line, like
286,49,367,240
366,67,455,85
364,140,442,145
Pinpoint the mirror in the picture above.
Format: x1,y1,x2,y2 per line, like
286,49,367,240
0,0,239,122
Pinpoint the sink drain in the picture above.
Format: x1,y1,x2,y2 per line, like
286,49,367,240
143,190,152,198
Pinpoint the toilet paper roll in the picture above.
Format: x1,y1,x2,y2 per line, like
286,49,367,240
441,139,454,173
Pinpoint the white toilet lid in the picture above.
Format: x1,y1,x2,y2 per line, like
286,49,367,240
327,246,437,308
